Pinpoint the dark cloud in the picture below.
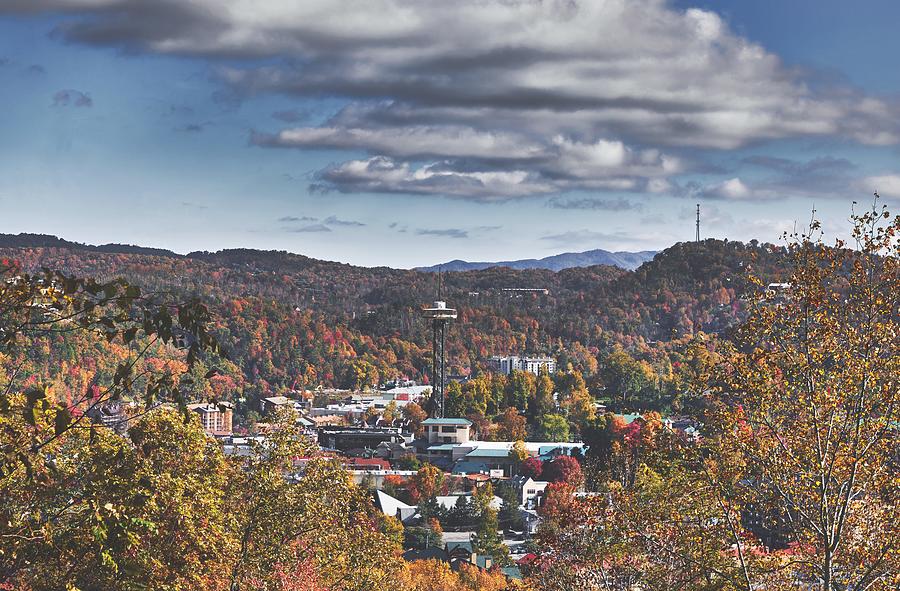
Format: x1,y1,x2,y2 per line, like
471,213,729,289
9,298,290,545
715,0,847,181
285,223,332,233
416,228,468,239
323,215,365,227
52,89,92,108
166,104,195,116
279,215,318,223
743,155,855,176
26,64,46,75
547,197,644,211
684,155,862,202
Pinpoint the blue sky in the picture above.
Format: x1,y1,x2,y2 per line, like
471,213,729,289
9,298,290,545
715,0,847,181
1,1,899,268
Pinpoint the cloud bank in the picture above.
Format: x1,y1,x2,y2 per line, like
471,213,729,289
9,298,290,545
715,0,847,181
9,0,900,200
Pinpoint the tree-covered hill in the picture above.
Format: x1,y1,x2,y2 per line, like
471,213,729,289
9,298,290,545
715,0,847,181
0,233,791,413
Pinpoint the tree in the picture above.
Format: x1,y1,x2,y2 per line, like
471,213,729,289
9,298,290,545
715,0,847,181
542,456,583,488
408,464,445,504
519,457,544,480
228,419,402,591
599,347,657,408
404,519,442,550
472,506,509,566
505,370,536,412
5,408,235,591
398,559,510,591
508,439,530,474
446,495,477,529
0,264,224,588
698,203,900,589
495,407,527,441
402,402,427,436
495,481,526,531
537,413,569,442
531,204,900,591
529,371,555,423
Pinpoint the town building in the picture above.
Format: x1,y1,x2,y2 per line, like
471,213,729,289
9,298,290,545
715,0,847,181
422,417,472,444
487,355,557,376
187,401,233,434
318,426,406,454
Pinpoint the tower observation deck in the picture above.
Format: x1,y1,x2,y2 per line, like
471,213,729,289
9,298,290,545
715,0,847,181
422,300,457,418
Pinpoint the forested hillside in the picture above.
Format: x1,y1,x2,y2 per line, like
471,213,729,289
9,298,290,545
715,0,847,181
0,234,791,418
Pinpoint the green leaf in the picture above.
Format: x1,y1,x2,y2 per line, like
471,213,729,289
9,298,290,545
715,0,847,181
122,327,138,344
54,407,72,436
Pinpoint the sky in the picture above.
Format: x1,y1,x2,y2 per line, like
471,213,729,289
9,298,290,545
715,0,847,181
1,0,899,268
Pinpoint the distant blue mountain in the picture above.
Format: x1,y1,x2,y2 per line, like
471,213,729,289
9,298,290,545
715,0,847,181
416,248,657,273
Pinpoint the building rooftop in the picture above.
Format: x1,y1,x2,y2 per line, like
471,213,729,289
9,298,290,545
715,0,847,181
422,418,472,426
427,444,458,451
465,447,512,458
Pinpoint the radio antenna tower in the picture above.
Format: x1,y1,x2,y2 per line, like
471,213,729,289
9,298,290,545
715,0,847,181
695,203,701,243
422,270,456,418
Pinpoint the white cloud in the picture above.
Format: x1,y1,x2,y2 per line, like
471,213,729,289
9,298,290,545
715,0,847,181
314,157,556,200
860,174,900,198
253,125,544,160
712,178,752,200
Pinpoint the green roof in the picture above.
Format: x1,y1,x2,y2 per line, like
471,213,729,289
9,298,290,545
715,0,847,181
421,418,472,425
466,448,511,458
618,413,643,425
446,541,473,553
428,444,457,451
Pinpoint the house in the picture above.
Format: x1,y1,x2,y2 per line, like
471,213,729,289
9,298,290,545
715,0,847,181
85,399,134,435
435,493,502,512
447,441,586,477
373,490,417,524
373,440,411,461
348,469,417,489
261,395,295,415
511,476,549,508
343,457,392,471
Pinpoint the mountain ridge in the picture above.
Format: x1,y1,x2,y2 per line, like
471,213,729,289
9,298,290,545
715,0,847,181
0,233,654,273
416,248,657,272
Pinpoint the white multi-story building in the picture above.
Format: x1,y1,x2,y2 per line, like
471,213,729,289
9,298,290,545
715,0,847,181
487,355,556,376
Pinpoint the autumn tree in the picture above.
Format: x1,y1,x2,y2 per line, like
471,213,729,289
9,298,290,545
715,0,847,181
495,407,527,441
0,264,224,587
508,439,530,474
520,457,543,480
701,202,900,589
407,464,446,504
402,402,427,435
542,456,583,488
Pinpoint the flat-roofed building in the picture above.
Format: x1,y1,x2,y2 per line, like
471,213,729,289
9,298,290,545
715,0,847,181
422,417,472,444
487,355,556,376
